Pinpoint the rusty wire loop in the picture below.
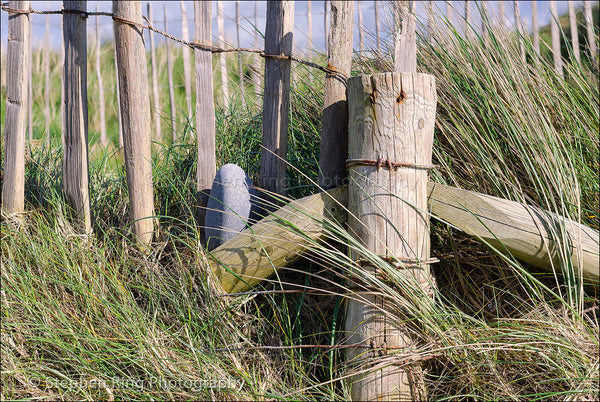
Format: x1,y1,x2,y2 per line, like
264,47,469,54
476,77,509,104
346,158,439,171
1,2,347,81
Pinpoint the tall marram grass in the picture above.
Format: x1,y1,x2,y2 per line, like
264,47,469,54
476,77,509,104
2,3,599,400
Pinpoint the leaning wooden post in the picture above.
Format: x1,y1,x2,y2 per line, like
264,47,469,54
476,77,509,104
164,4,177,143
259,0,294,196
345,2,436,397
113,0,155,245
550,1,564,79
180,1,193,119
318,1,353,190
147,3,162,143
568,1,581,65
63,0,92,233
95,5,107,147
2,0,29,215
194,0,216,237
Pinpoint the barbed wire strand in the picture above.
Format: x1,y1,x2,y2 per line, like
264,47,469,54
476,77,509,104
0,3,347,81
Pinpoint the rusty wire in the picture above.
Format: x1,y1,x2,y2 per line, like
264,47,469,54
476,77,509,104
0,2,347,81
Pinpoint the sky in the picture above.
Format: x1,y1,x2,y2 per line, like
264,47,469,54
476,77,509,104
0,1,578,56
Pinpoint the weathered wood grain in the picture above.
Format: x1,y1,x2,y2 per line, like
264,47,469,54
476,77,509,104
319,0,353,189
259,0,294,195
345,73,437,400
393,1,416,73
2,0,29,215
95,5,107,147
194,0,216,237
210,186,348,293
164,4,177,143
63,0,92,233
180,1,193,119
113,0,155,245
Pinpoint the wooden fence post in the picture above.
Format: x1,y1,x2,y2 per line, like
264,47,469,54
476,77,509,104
532,0,540,56
394,1,416,73
27,13,32,141
497,0,505,33
514,0,526,64
374,0,380,55
307,0,313,50
44,13,51,143
253,0,262,97
357,1,364,53
164,4,177,143
345,3,436,398
217,1,230,113
584,1,598,64
2,0,29,215
324,0,328,52
63,0,91,233
236,0,246,109
113,28,123,149
550,1,564,79
345,72,437,402
568,1,581,64
259,0,294,197
464,0,472,40
113,0,155,245
318,1,353,190
95,4,107,147
147,3,161,143
446,0,453,29
180,1,193,119
194,0,216,236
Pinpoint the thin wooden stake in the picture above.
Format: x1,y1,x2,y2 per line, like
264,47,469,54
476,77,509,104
253,0,262,97
95,4,107,147
324,0,328,52
464,0,472,40
374,0,380,55
113,0,155,245
236,0,246,109
550,1,564,79
147,3,161,142
2,0,29,215
194,0,216,236
514,1,526,64
394,1,416,73
307,0,313,50
584,1,598,63
259,0,294,196
345,72,437,401
217,1,230,112
357,0,364,53
27,13,32,141
532,0,540,56
319,0,353,189
164,4,176,143
44,13,51,143
180,1,193,119
113,29,123,149
568,1,581,64
497,0,505,33
63,0,91,233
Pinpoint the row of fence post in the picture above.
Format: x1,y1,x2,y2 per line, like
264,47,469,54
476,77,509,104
7,1,598,148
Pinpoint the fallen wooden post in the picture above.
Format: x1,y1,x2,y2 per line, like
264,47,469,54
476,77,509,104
210,186,347,293
210,183,599,293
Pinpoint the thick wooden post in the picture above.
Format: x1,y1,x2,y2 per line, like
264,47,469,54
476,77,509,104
147,3,161,142
259,0,294,196
164,4,177,143
532,1,540,56
63,0,92,233
113,1,155,245
180,1,193,119
194,0,216,234
584,1,598,63
2,0,29,215
345,72,437,401
568,1,581,64
95,5,107,147
217,1,230,112
319,1,353,189
550,1,564,79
